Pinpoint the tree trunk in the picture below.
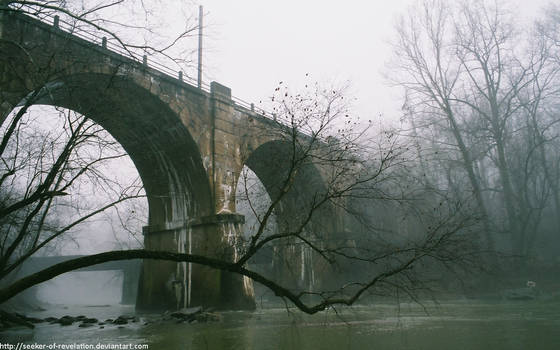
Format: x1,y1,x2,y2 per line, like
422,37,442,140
444,106,495,253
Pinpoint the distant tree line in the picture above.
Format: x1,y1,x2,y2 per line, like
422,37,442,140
389,0,560,273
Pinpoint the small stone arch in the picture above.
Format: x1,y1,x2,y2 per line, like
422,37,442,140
237,139,339,291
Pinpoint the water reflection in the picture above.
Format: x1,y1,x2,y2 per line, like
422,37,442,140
2,301,560,349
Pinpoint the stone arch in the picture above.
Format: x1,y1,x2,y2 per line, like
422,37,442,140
238,139,339,291
1,72,213,310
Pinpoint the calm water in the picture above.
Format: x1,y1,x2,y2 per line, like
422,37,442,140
2,300,560,349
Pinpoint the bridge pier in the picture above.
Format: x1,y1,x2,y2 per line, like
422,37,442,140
136,223,190,311
189,213,255,310
136,214,255,311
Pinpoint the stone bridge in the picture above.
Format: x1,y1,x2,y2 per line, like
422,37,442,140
0,9,345,311
20,256,141,305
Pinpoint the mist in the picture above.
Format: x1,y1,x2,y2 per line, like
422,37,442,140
1,1,560,349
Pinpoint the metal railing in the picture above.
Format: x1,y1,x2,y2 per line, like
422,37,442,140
8,3,277,120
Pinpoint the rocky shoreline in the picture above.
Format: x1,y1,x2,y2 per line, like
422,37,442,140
0,306,223,330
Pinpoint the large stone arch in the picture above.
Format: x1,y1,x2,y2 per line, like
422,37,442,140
238,139,340,291
0,70,213,310
0,9,356,309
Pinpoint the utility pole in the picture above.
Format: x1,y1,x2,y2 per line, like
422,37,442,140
197,5,203,89
191,5,203,303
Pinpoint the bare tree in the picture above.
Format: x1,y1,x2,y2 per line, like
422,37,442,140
0,79,481,314
390,0,560,264
0,1,482,316
390,0,495,253
0,105,145,282
2,0,201,74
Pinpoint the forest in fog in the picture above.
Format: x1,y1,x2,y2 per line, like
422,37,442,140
388,1,560,274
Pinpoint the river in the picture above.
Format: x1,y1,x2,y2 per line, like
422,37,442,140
2,299,560,349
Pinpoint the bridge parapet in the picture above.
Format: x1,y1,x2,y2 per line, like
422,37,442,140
1,4,277,121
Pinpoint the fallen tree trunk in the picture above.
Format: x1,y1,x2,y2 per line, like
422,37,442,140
0,250,328,314
0,248,427,315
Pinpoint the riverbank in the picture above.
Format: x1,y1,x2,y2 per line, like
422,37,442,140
2,299,560,349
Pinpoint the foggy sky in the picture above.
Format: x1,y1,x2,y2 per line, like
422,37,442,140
200,0,551,124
